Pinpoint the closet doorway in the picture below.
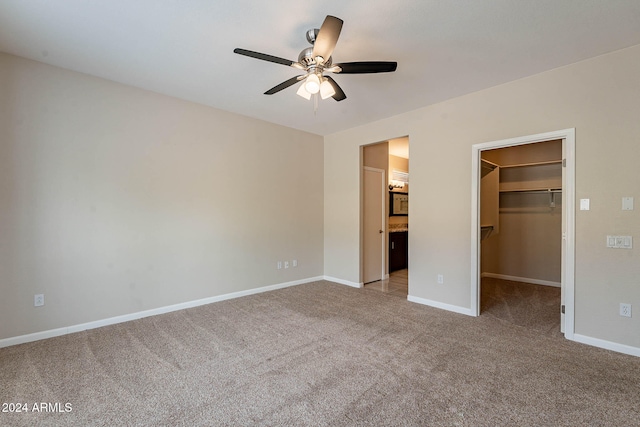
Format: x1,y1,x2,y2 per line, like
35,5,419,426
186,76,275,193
471,129,575,339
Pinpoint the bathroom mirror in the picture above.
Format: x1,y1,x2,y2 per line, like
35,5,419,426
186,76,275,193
390,192,408,216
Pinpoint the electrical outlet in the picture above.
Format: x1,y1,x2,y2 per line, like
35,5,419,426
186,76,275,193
437,274,444,284
277,261,282,270
620,303,632,318
284,261,289,269
292,259,298,267
34,294,44,307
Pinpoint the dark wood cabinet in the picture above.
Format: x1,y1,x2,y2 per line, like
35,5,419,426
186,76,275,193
389,231,408,272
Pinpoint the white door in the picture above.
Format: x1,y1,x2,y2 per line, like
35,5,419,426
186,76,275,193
363,167,385,283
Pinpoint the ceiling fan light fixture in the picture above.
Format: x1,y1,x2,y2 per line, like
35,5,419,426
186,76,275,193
296,84,312,100
320,79,335,99
304,74,320,94
233,15,396,103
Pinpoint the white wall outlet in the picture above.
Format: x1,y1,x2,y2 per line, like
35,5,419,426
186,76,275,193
437,274,444,284
620,303,632,318
34,294,44,307
292,259,298,267
277,261,282,270
284,261,289,269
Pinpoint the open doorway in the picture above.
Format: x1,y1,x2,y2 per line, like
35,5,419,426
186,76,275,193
481,140,563,335
361,137,409,297
471,129,575,339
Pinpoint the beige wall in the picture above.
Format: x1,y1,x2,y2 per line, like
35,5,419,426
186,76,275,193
0,53,324,340
324,44,640,349
388,154,408,177
363,142,389,171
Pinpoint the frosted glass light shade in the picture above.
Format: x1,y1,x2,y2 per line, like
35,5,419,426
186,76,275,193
304,74,320,94
296,84,312,100
320,79,335,99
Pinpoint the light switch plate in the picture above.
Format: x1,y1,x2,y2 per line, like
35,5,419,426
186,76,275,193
622,197,634,211
580,199,590,210
607,235,633,249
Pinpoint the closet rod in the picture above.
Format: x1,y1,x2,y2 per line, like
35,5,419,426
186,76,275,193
500,188,562,194
499,160,562,169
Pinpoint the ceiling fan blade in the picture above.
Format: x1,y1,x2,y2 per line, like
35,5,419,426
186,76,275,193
334,61,398,74
312,16,343,63
325,76,346,101
264,76,305,95
234,48,296,67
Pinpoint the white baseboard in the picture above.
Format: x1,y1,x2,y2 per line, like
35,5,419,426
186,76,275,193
323,276,363,288
572,334,640,358
407,295,474,316
481,272,561,288
0,276,324,349
7,276,636,359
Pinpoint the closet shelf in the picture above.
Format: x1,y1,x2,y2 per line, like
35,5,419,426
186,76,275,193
500,187,561,207
481,159,499,170
480,225,494,240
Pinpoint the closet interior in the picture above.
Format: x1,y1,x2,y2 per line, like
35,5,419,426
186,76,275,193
480,139,563,327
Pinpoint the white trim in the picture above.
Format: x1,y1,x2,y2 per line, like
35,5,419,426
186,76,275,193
471,146,481,316
562,132,576,339
471,129,575,340
407,295,474,316
0,276,324,349
471,129,574,151
481,272,560,288
572,334,640,358
324,276,363,288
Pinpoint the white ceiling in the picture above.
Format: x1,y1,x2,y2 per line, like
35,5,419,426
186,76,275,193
1,1,640,136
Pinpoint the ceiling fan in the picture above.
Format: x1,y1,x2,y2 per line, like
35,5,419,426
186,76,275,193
233,15,397,102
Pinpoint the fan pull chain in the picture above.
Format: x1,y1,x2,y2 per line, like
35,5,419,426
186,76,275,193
313,93,319,114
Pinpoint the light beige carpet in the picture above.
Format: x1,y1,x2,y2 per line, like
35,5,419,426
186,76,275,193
1,281,639,426
481,277,563,338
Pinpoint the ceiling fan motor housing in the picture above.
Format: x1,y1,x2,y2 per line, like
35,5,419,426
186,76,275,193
298,46,332,69
305,28,320,44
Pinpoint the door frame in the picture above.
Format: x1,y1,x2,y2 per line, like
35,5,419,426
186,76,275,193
362,166,387,284
470,128,575,340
